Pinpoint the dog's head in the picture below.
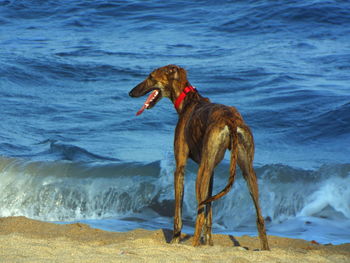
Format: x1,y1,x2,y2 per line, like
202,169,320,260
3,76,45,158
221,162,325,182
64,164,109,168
129,65,188,115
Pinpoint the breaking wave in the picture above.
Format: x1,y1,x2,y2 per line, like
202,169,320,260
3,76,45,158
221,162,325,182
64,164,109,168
1,156,349,231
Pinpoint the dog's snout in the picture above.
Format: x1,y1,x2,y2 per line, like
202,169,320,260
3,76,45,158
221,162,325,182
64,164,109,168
129,81,146,98
129,87,139,97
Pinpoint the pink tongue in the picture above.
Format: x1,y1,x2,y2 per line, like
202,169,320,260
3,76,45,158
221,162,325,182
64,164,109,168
136,90,158,116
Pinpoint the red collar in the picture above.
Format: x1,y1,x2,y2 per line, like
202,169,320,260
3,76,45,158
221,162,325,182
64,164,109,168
174,86,196,110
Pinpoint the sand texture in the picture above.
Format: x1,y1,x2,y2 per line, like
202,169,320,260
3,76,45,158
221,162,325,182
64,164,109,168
0,216,349,262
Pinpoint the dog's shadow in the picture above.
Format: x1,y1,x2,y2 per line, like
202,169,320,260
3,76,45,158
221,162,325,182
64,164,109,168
229,235,241,247
162,229,173,243
162,229,191,243
162,229,242,247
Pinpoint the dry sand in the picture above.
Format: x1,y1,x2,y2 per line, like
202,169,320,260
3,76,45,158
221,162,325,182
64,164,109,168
0,216,349,262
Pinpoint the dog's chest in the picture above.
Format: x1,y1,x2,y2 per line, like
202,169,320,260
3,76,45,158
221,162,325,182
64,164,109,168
183,113,208,163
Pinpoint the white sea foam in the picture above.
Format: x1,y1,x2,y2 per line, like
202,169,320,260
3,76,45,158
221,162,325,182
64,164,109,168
299,175,350,219
1,156,350,244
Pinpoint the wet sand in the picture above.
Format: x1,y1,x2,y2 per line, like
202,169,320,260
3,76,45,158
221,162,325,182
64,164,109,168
0,216,349,262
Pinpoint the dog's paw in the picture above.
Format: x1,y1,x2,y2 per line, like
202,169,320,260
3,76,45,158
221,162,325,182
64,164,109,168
170,236,181,244
192,238,201,247
205,238,214,246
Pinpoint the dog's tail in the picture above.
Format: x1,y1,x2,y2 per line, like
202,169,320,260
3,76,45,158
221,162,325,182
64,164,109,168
199,121,238,206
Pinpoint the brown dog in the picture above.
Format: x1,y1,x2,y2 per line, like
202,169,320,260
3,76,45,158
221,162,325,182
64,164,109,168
129,65,270,250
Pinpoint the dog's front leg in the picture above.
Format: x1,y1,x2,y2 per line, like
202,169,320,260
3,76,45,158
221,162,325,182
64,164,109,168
172,164,185,243
172,126,189,244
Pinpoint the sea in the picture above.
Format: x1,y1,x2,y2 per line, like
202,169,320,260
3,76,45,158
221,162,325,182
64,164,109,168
0,0,350,245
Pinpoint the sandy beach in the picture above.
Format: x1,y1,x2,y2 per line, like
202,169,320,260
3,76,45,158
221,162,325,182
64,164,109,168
0,217,349,262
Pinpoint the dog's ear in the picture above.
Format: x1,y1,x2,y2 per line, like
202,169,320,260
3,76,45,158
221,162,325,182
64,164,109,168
177,67,187,82
167,65,186,81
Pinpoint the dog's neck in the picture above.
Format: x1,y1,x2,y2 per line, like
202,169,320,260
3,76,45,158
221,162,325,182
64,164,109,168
174,85,196,110
173,83,209,115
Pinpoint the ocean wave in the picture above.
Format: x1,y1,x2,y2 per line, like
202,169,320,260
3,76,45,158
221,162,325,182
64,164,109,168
216,1,350,35
2,0,350,35
45,141,120,162
298,102,350,141
1,55,145,89
311,53,350,71
0,157,162,221
0,60,49,86
282,2,350,25
1,156,349,230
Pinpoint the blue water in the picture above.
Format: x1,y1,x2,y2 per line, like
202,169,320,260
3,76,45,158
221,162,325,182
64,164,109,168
1,0,350,245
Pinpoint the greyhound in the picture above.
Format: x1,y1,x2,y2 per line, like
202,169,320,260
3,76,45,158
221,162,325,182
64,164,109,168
129,65,270,250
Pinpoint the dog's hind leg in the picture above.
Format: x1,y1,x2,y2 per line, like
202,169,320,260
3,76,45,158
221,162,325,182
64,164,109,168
237,127,270,250
192,125,230,246
241,162,270,250
203,174,214,246
192,161,215,246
